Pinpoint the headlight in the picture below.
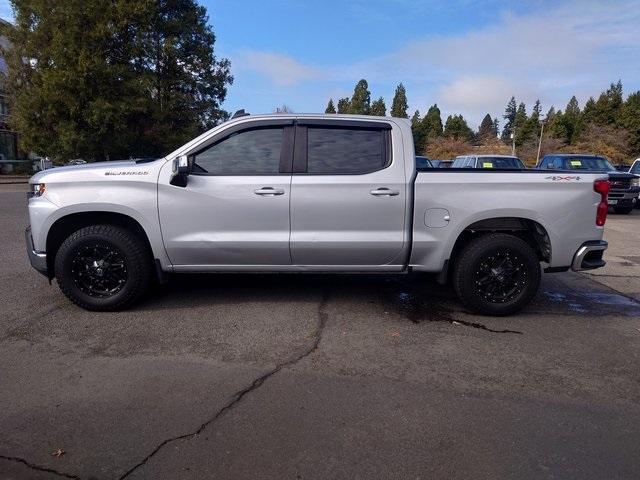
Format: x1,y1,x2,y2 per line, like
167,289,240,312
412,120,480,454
632,177,640,188
28,183,46,198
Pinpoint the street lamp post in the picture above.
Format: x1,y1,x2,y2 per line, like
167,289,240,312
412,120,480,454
511,130,515,156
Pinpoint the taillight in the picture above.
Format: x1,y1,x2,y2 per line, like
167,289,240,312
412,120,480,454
594,179,609,226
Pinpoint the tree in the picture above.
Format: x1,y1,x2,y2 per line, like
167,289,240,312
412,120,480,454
349,79,371,115
619,91,640,154
558,95,582,144
3,0,232,161
592,80,623,125
478,113,496,140
337,97,350,114
513,102,529,144
390,83,408,118
443,114,473,141
325,99,336,114
501,96,517,141
411,110,424,154
275,105,293,113
582,97,596,124
422,104,444,138
370,97,386,116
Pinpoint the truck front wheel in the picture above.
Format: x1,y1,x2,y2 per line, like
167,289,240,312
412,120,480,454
54,225,151,311
452,233,541,316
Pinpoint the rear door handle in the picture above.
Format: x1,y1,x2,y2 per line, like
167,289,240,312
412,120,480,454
254,187,285,196
370,188,399,196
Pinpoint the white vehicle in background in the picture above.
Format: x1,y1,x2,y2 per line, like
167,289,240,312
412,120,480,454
26,113,609,316
629,159,640,208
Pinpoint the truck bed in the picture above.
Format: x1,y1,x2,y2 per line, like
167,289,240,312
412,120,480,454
409,170,607,272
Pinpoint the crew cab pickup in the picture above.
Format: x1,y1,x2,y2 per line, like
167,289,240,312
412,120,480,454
26,114,609,316
538,154,640,214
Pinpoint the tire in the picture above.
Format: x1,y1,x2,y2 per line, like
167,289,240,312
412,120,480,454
613,206,633,214
452,233,541,316
54,225,151,311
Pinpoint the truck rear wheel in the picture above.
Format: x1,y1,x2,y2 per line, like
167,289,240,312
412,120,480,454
452,233,541,316
54,225,151,311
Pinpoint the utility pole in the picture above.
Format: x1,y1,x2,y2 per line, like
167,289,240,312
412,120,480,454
536,121,545,165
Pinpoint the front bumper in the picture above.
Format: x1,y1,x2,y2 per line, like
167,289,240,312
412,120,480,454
608,187,640,206
25,226,48,276
571,240,607,271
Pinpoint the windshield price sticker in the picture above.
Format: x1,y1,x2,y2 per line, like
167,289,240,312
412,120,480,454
570,160,582,167
482,162,493,168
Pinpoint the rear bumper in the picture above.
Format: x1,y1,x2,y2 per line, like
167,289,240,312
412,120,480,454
25,226,48,276
571,240,607,271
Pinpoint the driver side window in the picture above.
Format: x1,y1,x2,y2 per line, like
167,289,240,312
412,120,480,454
193,127,284,175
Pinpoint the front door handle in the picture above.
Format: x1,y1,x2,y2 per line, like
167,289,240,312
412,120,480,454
254,187,285,196
370,187,399,196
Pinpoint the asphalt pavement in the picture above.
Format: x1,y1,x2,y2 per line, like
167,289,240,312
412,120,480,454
1,183,639,480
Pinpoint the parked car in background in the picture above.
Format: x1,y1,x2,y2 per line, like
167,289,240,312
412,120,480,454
538,154,639,214
415,156,433,170
431,160,453,168
452,155,525,169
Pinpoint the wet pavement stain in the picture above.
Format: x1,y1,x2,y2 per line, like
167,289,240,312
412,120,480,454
385,285,522,334
543,290,640,316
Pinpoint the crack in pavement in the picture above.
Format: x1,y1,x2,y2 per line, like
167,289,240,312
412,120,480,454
0,454,80,479
117,290,330,480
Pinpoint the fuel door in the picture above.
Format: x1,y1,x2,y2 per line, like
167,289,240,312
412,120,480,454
425,208,450,228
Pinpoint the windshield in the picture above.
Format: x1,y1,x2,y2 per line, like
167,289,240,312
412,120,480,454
631,162,640,175
477,157,524,169
561,156,616,171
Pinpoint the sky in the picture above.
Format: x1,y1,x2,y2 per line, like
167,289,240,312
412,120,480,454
1,0,639,129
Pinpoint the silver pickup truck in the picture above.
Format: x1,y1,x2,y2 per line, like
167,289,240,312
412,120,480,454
26,114,609,315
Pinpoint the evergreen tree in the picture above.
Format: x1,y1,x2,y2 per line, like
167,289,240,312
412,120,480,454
492,117,499,136
390,83,408,118
512,102,527,146
349,79,371,115
444,114,473,141
337,97,351,114
422,104,444,138
370,97,386,116
531,100,541,121
478,113,495,140
593,80,623,125
582,97,596,123
619,91,640,154
325,98,336,114
411,110,425,153
501,96,517,141
3,0,232,160
558,96,582,144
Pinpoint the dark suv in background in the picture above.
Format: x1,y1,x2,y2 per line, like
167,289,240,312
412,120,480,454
538,154,640,214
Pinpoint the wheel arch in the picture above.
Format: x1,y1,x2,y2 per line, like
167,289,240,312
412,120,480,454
45,211,155,279
439,216,551,283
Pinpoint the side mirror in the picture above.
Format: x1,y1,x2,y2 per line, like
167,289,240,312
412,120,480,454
171,155,192,187
176,155,192,175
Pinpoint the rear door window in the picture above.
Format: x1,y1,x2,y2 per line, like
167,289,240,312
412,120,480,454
306,127,387,174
